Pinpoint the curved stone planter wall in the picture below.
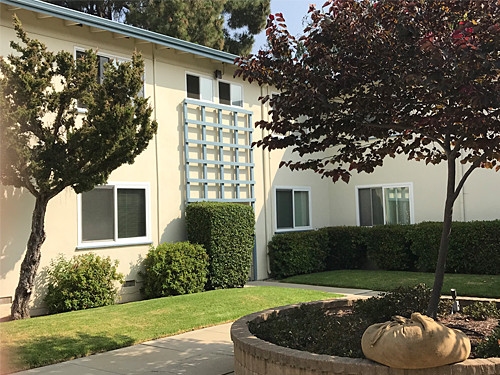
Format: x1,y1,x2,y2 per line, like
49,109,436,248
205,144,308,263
231,299,500,375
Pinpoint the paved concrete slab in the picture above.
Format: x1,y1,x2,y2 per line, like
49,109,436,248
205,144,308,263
14,324,234,375
246,280,380,297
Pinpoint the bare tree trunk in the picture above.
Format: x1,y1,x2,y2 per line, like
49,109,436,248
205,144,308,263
11,196,49,320
426,157,456,319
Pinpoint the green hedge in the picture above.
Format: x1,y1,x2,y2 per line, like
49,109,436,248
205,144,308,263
268,230,329,279
367,225,414,271
410,221,500,274
186,202,255,289
268,220,500,278
321,226,368,270
139,242,208,299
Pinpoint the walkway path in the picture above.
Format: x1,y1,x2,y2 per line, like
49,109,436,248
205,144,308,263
14,282,378,375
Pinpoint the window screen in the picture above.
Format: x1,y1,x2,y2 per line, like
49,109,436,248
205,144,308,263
231,84,243,107
81,188,114,241
117,188,146,238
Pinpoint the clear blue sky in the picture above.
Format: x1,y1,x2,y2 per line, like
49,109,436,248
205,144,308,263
252,0,314,54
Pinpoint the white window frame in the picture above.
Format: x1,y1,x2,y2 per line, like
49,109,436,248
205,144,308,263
217,79,244,107
185,71,215,103
355,182,415,226
74,47,145,112
77,181,152,249
274,186,313,233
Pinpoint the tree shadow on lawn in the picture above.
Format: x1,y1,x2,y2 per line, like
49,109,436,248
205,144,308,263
9,332,134,373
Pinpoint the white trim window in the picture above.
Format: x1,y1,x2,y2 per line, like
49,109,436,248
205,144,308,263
274,186,312,232
77,182,151,248
75,48,144,110
186,73,214,102
356,183,414,226
218,80,243,107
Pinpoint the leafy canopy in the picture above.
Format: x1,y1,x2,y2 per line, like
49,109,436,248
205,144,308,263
43,0,270,56
236,0,500,182
0,16,158,198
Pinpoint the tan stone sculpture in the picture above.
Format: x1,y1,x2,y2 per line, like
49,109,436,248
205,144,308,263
361,312,471,369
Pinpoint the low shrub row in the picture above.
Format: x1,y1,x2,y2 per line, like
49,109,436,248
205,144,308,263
44,202,255,314
269,221,500,279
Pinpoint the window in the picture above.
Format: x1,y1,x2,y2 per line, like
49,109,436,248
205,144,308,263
75,49,144,109
356,184,413,226
78,182,151,248
275,187,312,231
218,81,243,107
186,73,213,102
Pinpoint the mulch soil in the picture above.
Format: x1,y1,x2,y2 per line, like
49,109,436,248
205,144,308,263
438,313,498,358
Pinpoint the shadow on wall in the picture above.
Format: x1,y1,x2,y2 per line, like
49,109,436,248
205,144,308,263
158,102,189,245
0,186,34,285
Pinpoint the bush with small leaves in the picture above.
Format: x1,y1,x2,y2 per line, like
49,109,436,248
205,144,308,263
44,253,124,314
463,302,500,321
476,325,500,358
140,242,208,299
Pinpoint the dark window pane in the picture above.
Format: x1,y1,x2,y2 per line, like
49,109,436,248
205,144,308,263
372,188,384,225
117,189,146,238
276,190,293,229
98,56,110,84
187,74,200,99
219,82,230,105
358,188,372,226
82,188,114,241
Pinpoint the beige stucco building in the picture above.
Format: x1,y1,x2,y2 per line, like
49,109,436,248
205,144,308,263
1,0,499,317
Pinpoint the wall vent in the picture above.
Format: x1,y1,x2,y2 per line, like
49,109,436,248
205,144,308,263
123,280,136,287
0,296,12,305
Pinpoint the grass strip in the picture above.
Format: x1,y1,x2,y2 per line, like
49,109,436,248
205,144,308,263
282,270,500,298
0,286,340,372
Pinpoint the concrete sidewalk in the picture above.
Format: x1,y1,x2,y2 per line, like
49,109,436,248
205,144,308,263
13,282,378,375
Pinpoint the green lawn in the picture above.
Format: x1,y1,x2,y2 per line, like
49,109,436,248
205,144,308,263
0,286,340,372
282,270,500,298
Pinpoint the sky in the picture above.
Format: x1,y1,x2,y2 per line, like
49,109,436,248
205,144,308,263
251,0,314,54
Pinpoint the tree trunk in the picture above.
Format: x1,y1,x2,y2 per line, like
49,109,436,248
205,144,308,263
426,157,457,318
11,196,49,320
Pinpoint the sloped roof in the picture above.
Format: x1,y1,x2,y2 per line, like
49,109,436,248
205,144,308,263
0,0,238,64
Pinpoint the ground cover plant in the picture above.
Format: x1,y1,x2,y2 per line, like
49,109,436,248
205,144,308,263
249,285,499,359
282,270,500,298
0,286,341,372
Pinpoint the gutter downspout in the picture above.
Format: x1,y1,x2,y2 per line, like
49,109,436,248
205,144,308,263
261,85,273,277
152,45,161,244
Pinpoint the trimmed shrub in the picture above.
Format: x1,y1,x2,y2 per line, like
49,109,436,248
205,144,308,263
462,302,500,321
477,325,500,358
410,221,500,274
186,202,255,289
268,220,500,279
366,225,414,270
44,253,124,314
268,230,329,279
140,242,208,299
408,222,442,272
321,226,368,270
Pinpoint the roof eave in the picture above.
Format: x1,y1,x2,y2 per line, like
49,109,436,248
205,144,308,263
0,0,238,64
